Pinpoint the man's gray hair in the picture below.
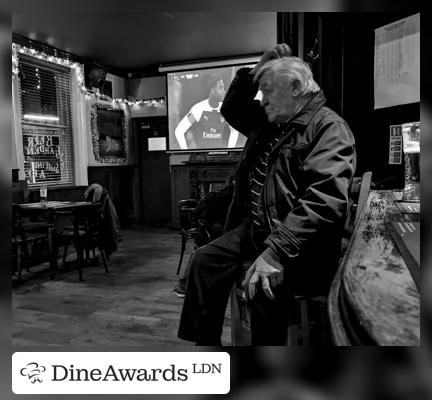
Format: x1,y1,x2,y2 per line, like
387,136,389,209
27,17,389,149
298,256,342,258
254,57,320,96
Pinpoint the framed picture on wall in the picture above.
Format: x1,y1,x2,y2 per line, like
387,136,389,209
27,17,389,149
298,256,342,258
90,103,127,163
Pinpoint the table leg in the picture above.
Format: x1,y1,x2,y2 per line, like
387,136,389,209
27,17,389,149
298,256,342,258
48,226,58,279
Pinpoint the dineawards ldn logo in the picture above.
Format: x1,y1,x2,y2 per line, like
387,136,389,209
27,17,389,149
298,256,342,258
12,352,230,394
20,362,47,383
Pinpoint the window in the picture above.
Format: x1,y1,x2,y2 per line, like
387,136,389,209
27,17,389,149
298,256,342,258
18,55,74,187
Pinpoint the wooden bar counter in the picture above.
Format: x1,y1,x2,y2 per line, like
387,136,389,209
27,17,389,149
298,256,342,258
328,190,420,346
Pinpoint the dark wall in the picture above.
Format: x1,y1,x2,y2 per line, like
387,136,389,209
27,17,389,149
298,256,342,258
88,165,136,226
132,117,171,226
300,12,419,189
340,13,418,188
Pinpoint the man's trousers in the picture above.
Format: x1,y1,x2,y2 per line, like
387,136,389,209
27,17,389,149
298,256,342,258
177,222,295,345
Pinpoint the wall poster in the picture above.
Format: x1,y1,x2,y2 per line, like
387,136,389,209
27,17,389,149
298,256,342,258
374,13,420,109
22,124,66,184
91,103,127,163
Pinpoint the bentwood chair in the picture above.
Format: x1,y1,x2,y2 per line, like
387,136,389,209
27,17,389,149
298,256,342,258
177,199,200,275
54,204,108,281
230,171,373,346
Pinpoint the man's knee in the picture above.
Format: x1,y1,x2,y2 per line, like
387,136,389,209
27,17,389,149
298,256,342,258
189,245,209,272
188,242,230,274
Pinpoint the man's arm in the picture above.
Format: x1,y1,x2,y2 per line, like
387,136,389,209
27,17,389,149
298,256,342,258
175,112,196,150
221,44,292,136
220,68,264,136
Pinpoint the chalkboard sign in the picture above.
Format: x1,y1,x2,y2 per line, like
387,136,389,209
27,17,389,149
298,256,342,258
91,103,127,163
22,124,65,184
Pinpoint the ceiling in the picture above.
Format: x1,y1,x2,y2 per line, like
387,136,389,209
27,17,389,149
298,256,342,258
12,12,277,73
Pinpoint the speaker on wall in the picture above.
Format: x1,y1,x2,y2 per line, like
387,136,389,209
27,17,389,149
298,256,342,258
84,62,113,97
84,62,107,90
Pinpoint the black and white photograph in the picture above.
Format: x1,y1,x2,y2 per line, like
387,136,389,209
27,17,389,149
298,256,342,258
10,11,421,352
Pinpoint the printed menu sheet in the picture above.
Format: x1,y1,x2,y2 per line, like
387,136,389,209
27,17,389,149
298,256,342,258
374,13,420,109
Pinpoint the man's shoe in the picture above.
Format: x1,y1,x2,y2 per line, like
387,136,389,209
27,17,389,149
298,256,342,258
173,285,186,298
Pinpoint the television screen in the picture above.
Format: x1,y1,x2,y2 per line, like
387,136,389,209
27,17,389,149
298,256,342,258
167,64,257,152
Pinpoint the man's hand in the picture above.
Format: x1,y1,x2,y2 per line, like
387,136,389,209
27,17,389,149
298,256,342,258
250,43,292,77
242,251,284,300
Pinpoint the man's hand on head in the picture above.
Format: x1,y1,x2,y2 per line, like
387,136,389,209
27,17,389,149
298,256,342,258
250,43,292,78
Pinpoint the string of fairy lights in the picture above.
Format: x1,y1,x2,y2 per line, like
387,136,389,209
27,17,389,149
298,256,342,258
12,43,166,108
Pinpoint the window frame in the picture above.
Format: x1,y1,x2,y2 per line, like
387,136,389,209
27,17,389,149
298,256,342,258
15,53,77,188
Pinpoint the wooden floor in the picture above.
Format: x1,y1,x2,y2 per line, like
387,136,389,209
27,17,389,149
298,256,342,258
12,226,232,347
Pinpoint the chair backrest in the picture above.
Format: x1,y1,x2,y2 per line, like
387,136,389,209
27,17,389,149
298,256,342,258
340,172,373,257
54,204,103,238
284,173,373,346
178,199,198,231
12,181,29,204
11,204,23,238
73,204,104,236
354,171,372,226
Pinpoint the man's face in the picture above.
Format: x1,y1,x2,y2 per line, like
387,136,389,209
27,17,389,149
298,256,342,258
259,72,297,123
210,79,226,102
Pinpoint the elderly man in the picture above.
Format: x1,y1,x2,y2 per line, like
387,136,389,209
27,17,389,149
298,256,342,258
177,44,356,345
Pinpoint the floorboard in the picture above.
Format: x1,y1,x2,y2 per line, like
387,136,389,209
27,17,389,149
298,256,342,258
12,226,232,347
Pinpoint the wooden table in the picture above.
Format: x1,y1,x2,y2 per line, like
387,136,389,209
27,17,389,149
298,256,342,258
328,190,420,346
18,200,92,211
16,201,96,274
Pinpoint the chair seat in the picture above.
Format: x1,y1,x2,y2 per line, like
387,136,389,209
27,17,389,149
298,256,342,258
63,224,85,231
21,221,50,231
182,227,200,237
13,232,48,243
58,229,86,237
294,295,327,303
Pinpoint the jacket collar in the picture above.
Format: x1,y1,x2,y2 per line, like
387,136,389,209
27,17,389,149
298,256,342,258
280,90,327,129
242,91,327,162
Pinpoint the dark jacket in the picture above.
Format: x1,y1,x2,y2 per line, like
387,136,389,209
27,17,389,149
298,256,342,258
221,68,357,295
194,184,234,244
85,184,121,257
100,191,121,257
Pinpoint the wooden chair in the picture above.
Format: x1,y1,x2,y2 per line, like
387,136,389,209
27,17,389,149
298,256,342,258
12,180,29,204
54,204,108,281
230,171,373,346
12,204,53,283
176,199,200,275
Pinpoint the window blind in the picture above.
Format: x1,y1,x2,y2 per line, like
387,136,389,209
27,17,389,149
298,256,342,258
18,55,75,187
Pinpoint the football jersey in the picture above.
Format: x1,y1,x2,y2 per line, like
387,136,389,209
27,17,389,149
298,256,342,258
188,99,229,149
